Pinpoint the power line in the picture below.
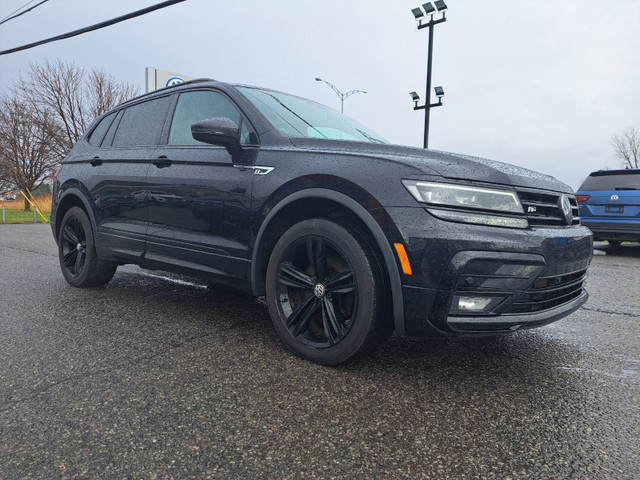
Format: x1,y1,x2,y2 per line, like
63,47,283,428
0,0,51,27
0,0,187,56
0,0,38,22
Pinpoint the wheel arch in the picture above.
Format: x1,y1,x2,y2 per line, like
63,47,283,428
54,187,97,243
251,188,405,335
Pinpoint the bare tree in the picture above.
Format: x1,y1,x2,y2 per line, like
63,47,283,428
0,96,58,210
0,59,139,209
0,157,12,192
612,127,640,169
15,59,138,159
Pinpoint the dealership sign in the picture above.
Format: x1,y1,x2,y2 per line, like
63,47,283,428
145,67,196,92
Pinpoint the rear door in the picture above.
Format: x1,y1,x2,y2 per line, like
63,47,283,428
90,95,173,262
145,89,258,288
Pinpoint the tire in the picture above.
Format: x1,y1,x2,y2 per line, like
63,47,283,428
265,218,392,365
607,240,622,247
58,206,117,287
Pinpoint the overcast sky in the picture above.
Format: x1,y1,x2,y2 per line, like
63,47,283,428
1,0,638,190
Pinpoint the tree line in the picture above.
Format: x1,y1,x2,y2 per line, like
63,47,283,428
0,60,138,210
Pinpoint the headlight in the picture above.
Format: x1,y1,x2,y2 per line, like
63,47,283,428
402,180,528,229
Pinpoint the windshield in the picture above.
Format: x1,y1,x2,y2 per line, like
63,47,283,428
237,86,388,144
579,171,640,191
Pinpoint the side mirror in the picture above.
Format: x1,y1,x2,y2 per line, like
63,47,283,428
191,117,241,154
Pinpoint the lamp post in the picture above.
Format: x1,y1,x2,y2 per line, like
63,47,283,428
315,77,367,114
410,1,448,149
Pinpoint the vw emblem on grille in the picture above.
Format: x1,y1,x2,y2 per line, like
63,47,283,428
611,194,619,201
314,283,326,298
559,194,573,225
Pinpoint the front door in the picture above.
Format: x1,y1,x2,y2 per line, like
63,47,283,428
144,89,258,289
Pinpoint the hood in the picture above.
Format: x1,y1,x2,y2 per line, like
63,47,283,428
288,139,572,194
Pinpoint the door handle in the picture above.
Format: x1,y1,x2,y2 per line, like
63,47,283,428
153,156,171,168
90,157,102,167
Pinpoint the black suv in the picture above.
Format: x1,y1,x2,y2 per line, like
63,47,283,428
51,79,592,365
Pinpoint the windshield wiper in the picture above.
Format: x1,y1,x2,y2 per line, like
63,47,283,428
356,129,385,144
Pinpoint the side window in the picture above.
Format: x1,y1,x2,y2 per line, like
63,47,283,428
112,96,172,147
102,110,123,147
87,112,116,146
169,91,247,146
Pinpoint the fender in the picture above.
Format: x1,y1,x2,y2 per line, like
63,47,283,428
251,188,405,335
54,186,98,241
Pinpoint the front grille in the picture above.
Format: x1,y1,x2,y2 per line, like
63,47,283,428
504,258,589,314
517,189,580,226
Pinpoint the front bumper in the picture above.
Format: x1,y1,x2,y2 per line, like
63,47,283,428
385,207,593,337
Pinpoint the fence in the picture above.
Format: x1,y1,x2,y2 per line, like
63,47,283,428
0,192,52,224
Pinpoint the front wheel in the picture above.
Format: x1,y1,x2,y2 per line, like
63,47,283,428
265,218,391,365
607,240,622,247
58,207,117,287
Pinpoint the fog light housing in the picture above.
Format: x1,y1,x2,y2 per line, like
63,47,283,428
451,295,506,314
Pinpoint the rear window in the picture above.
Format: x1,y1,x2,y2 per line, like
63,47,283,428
112,96,172,147
578,171,640,191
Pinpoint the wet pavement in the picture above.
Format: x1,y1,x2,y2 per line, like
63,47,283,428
1,225,638,479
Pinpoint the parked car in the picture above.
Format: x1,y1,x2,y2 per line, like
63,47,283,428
576,169,640,245
1,193,17,201
51,79,592,365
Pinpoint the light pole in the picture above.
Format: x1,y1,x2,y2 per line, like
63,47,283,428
410,1,448,149
315,77,367,114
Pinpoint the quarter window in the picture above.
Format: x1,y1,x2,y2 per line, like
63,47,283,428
169,91,251,146
87,112,116,146
112,96,172,147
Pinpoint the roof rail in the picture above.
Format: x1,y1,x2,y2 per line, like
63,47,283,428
119,78,217,107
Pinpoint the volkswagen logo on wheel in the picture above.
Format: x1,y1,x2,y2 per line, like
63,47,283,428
610,194,619,201
559,194,573,225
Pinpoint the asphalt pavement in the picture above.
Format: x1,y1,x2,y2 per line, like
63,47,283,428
0,225,638,479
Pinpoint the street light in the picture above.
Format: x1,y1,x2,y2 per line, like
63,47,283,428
410,86,444,108
315,77,367,114
410,1,448,149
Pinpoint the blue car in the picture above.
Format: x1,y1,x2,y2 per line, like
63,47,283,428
576,169,640,245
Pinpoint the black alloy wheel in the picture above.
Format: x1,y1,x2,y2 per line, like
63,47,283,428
60,215,87,277
58,207,117,287
276,235,358,348
266,218,391,365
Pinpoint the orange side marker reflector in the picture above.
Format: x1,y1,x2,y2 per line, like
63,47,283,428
393,243,412,275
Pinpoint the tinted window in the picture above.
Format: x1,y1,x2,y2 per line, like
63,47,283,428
88,113,116,146
579,171,640,191
102,110,123,147
112,96,172,147
169,91,246,146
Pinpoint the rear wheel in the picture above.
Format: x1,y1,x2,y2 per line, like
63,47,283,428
58,207,117,287
608,240,622,247
265,218,391,365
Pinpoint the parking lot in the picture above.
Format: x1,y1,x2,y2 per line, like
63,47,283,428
1,224,638,479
